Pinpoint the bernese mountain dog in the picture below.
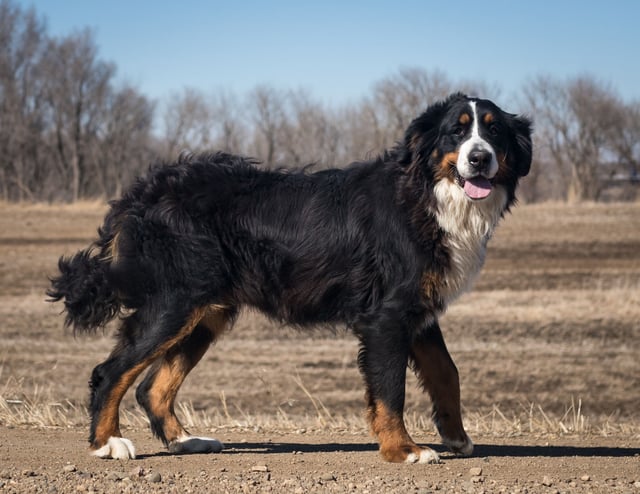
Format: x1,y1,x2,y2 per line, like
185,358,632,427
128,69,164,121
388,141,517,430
48,93,532,463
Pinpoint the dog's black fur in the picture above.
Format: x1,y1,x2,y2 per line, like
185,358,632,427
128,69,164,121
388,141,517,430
49,93,532,462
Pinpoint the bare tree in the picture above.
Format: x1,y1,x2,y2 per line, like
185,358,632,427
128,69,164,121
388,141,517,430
524,74,637,202
40,29,115,201
248,85,286,167
277,89,341,167
337,100,385,162
97,84,155,197
210,89,247,154
0,0,47,201
604,100,640,200
161,87,214,159
371,67,453,142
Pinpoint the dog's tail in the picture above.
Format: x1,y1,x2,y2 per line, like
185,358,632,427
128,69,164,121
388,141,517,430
47,247,121,333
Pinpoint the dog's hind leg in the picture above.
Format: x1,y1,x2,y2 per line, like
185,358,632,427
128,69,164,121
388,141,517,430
88,304,210,459
357,315,441,464
410,321,473,457
135,307,234,455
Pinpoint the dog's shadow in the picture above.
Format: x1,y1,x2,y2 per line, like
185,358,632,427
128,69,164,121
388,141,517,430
138,441,639,459
466,443,640,458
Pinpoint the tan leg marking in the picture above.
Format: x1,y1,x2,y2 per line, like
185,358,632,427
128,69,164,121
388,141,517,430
411,341,473,456
368,400,439,463
144,307,232,444
91,307,209,450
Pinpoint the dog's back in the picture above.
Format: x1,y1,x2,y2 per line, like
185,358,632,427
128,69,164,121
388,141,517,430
101,153,422,327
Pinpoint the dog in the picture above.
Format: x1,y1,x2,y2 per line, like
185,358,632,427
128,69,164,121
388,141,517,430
48,93,532,463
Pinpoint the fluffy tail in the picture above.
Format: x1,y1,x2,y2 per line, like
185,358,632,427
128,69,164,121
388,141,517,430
47,248,121,333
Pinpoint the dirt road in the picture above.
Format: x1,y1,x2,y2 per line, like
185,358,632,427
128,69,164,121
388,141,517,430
1,427,639,493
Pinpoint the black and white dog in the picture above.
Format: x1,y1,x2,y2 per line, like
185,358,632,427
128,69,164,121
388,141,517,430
49,93,532,463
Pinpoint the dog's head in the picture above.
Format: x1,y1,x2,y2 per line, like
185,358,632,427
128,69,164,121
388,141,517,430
401,93,532,204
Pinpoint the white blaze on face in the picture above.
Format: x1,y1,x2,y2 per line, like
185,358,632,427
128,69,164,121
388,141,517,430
456,101,499,180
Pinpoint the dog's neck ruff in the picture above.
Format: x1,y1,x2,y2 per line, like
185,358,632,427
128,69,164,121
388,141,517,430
433,180,508,307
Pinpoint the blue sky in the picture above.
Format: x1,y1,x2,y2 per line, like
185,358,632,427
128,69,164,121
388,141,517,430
19,0,640,108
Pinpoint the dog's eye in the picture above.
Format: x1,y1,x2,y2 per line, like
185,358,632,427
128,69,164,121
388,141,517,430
452,126,465,137
488,123,500,136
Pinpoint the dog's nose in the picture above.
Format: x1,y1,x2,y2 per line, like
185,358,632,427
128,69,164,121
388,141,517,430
468,149,492,170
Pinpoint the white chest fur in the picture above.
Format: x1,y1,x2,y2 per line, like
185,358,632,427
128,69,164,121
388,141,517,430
433,180,508,308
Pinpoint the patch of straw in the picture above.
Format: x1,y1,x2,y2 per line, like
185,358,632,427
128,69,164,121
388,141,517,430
1,379,637,438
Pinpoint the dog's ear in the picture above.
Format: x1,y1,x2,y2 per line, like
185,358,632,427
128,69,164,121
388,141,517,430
399,93,467,165
510,114,533,177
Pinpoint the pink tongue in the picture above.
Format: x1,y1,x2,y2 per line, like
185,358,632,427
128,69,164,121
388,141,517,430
463,176,492,199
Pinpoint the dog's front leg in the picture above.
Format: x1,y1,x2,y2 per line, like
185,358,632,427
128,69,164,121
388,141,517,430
358,325,440,464
410,321,473,456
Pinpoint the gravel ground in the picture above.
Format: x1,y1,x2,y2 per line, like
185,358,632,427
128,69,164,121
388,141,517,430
1,426,639,493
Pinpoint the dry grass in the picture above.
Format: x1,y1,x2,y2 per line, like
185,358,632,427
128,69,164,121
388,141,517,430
0,199,107,212
2,381,637,439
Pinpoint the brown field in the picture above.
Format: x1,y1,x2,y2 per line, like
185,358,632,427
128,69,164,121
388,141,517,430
0,202,639,493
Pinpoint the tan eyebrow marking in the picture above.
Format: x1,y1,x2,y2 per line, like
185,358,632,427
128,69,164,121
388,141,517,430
483,113,495,124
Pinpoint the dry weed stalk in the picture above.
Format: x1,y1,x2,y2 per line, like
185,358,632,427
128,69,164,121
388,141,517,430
1,381,637,438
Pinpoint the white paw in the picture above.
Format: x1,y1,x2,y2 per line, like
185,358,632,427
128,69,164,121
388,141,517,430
444,435,474,456
168,434,224,454
92,437,136,459
405,448,441,464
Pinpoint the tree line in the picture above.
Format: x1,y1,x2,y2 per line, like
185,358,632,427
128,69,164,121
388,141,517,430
1,0,638,203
